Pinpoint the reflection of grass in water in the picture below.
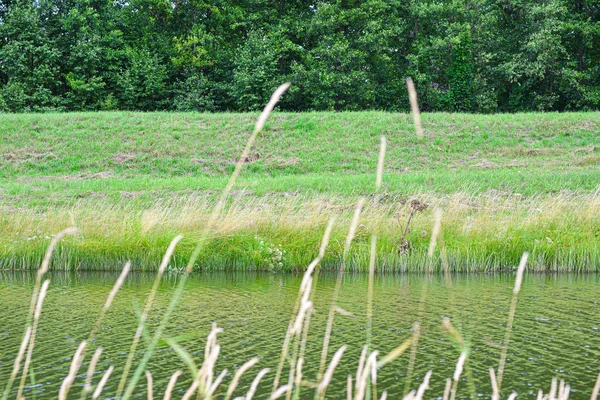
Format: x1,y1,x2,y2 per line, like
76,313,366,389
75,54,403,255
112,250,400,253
1,191,598,272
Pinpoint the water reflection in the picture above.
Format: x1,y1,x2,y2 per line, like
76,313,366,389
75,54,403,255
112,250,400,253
1,270,599,398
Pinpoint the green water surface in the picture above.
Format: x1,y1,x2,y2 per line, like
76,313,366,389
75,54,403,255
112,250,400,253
1,271,599,399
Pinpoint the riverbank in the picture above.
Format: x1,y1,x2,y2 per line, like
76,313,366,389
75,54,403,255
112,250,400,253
1,111,599,271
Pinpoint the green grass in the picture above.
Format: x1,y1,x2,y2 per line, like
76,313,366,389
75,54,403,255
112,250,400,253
1,111,599,271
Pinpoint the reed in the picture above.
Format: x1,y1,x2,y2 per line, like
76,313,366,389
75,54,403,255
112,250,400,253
122,83,291,400
116,235,183,396
406,77,424,138
16,279,50,399
497,252,529,390
81,347,103,399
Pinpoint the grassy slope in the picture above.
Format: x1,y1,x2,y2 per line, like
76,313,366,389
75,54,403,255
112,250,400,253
1,111,599,271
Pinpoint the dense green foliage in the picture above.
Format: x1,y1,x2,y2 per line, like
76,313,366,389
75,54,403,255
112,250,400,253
0,0,599,112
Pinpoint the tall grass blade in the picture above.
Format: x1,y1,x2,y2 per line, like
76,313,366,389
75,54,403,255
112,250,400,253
497,252,529,390
403,322,422,396
163,370,182,400
316,345,347,399
5,229,78,400
450,352,467,400
227,358,260,400
58,340,87,400
377,337,413,368
145,371,153,400
246,368,270,400
16,279,50,399
82,347,103,400
92,366,114,400
591,373,600,400
117,235,183,396
122,83,289,400
27,228,79,320
490,368,499,400
88,261,130,344
318,199,364,380
271,219,335,396
2,326,31,400
406,77,424,138
272,385,292,399
413,370,432,400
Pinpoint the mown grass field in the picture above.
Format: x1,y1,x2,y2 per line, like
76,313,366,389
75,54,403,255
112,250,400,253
1,111,599,271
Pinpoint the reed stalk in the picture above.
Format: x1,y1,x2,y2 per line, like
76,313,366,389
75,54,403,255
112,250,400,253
163,370,182,400
2,326,31,400
145,371,153,400
81,347,104,399
2,228,78,400
89,261,130,343
403,370,432,400
449,352,467,400
497,252,529,390
122,83,290,400
16,279,50,399
27,227,79,320
92,366,114,400
245,368,270,400
316,346,347,399
226,358,259,400
116,235,183,397
58,341,88,400
318,198,365,381
443,378,451,400
591,373,600,400
271,218,334,398
490,368,499,400
367,136,386,348
272,385,292,399
406,77,423,138
403,322,422,396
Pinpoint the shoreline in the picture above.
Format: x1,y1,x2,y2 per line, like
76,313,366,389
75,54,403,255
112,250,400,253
2,192,598,272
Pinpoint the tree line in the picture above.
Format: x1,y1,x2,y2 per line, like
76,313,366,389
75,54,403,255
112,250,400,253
0,0,599,112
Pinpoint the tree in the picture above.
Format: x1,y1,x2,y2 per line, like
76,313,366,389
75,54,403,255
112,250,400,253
0,0,61,111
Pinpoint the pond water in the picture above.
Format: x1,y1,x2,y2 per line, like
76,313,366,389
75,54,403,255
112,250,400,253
1,270,599,399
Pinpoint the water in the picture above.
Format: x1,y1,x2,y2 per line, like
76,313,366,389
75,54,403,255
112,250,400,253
1,270,599,398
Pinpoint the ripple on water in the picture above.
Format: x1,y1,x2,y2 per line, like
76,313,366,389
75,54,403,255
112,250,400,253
1,271,600,398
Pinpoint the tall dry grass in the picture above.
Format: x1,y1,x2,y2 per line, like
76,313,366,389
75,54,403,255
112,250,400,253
2,189,598,272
